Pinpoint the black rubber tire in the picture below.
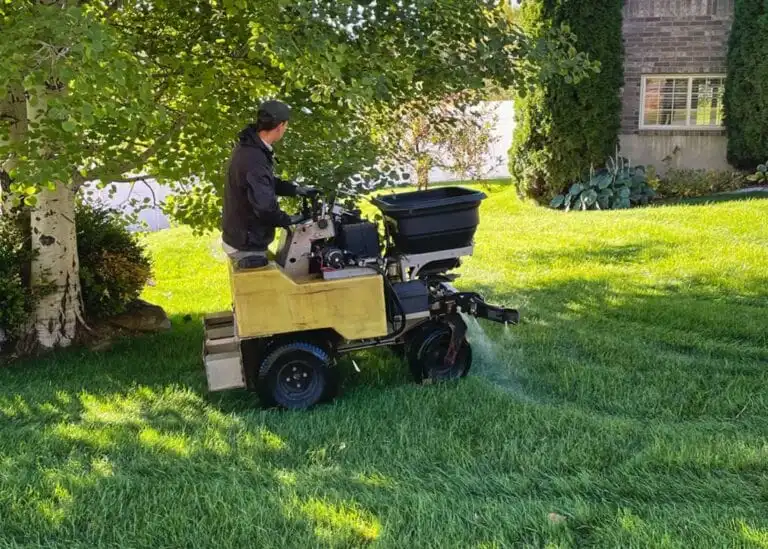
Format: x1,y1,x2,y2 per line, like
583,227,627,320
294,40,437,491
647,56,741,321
389,343,406,358
257,342,338,409
402,322,431,367
407,322,472,384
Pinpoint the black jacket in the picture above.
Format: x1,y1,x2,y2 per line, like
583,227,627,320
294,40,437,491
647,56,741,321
222,125,297,251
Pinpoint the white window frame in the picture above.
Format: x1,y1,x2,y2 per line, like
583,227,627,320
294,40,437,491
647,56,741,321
639,74,726,131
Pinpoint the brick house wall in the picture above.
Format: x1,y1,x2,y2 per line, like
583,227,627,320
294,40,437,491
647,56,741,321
619,0,734,172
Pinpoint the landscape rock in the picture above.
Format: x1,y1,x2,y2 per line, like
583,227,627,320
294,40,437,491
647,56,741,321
108,299,171,333
89,338,114,353
548,513,567,525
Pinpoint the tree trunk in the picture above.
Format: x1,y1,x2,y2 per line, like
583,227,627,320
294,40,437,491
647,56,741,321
24,84,83,349
2,84,37,352
416,155,431,191
29,183,83,348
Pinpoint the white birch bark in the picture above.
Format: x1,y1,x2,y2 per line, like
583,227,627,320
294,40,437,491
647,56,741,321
29,183,82,348
27,86,83,348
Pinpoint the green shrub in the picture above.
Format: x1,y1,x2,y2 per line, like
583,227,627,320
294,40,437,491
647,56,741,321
1,200,150,348
0,212,36,348
550,156,655,211
76,201,152,319
746,162,768,185
655,169,748,199
724,0,768,169
509,0,624,203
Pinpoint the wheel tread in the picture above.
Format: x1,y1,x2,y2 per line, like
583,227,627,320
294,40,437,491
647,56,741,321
407,322,472,384
258,341,330,381
257,341,335,409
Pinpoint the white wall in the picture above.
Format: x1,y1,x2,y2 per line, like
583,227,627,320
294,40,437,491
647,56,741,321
83,179,173,232
619,133,731,174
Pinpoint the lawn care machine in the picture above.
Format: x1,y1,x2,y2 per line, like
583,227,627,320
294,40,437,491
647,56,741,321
202,186,519,409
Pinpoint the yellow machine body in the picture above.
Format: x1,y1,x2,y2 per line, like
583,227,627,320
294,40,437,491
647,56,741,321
228,262,388,341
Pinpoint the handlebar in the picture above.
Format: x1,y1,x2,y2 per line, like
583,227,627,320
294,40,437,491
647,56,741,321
295,189,367,224
297,192,336,220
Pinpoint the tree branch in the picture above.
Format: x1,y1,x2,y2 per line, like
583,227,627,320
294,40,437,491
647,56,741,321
134,115,186,168
112,174,156,183
119,180,137,207
79,115,186,185
140,178,158,206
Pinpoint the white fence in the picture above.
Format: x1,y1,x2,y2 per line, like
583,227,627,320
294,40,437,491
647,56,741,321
86,100,514,232
85,179,174,232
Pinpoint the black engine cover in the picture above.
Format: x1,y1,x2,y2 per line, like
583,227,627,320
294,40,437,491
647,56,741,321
390,280,429,316
337,221,380,259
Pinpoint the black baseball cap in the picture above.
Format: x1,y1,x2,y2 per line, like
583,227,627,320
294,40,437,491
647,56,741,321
258,100,291,124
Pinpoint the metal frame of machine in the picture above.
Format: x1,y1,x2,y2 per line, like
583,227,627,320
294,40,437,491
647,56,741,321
203,187,519,409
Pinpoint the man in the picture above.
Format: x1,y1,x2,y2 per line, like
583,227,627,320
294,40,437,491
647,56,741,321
221,100,316,268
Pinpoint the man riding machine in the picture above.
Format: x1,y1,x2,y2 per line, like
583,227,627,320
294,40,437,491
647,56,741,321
204,101,519,410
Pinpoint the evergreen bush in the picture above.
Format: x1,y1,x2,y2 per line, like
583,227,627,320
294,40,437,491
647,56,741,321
724,0,768,169
509,0,624,203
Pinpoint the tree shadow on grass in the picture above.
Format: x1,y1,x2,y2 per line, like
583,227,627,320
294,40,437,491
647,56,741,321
465,273,768,421
3,349,766,548
524,241,671,268
1,275,768,546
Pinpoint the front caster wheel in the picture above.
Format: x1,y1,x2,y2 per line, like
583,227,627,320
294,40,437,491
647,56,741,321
408,322,472,384
258,342,338,409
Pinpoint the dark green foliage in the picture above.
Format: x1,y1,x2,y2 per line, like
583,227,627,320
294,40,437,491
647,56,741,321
76,201,152,319
657,169,748,199
724,0,768,169
0,213,36,347
550,156,656,211
747,162,768,184
510,0,624,203
0,201,151,346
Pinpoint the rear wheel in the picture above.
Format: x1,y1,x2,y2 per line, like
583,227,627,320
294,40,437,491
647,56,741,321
407,322,472,384
258,341,338,409
389,343,406,358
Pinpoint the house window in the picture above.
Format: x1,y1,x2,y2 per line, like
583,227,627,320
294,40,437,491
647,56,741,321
640,75,725,130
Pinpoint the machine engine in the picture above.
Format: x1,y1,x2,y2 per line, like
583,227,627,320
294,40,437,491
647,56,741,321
276,188,518,338
310,208,381,273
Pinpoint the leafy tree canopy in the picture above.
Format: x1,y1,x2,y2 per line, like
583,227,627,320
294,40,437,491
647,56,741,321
1,0,597,232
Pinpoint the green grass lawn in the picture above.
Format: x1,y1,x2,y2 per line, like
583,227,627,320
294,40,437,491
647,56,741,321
1,184,767,548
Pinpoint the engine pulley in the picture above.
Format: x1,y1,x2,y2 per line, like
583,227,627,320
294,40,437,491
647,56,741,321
321,247,345,270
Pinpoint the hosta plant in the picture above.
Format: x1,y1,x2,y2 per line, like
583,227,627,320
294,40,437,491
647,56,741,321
746,162,768,184
550,156,656,211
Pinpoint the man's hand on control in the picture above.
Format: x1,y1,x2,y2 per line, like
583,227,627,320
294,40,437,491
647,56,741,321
288,213,305,225
296,185,320,198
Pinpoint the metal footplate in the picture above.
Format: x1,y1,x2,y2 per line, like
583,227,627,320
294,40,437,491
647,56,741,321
202,311,246,391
